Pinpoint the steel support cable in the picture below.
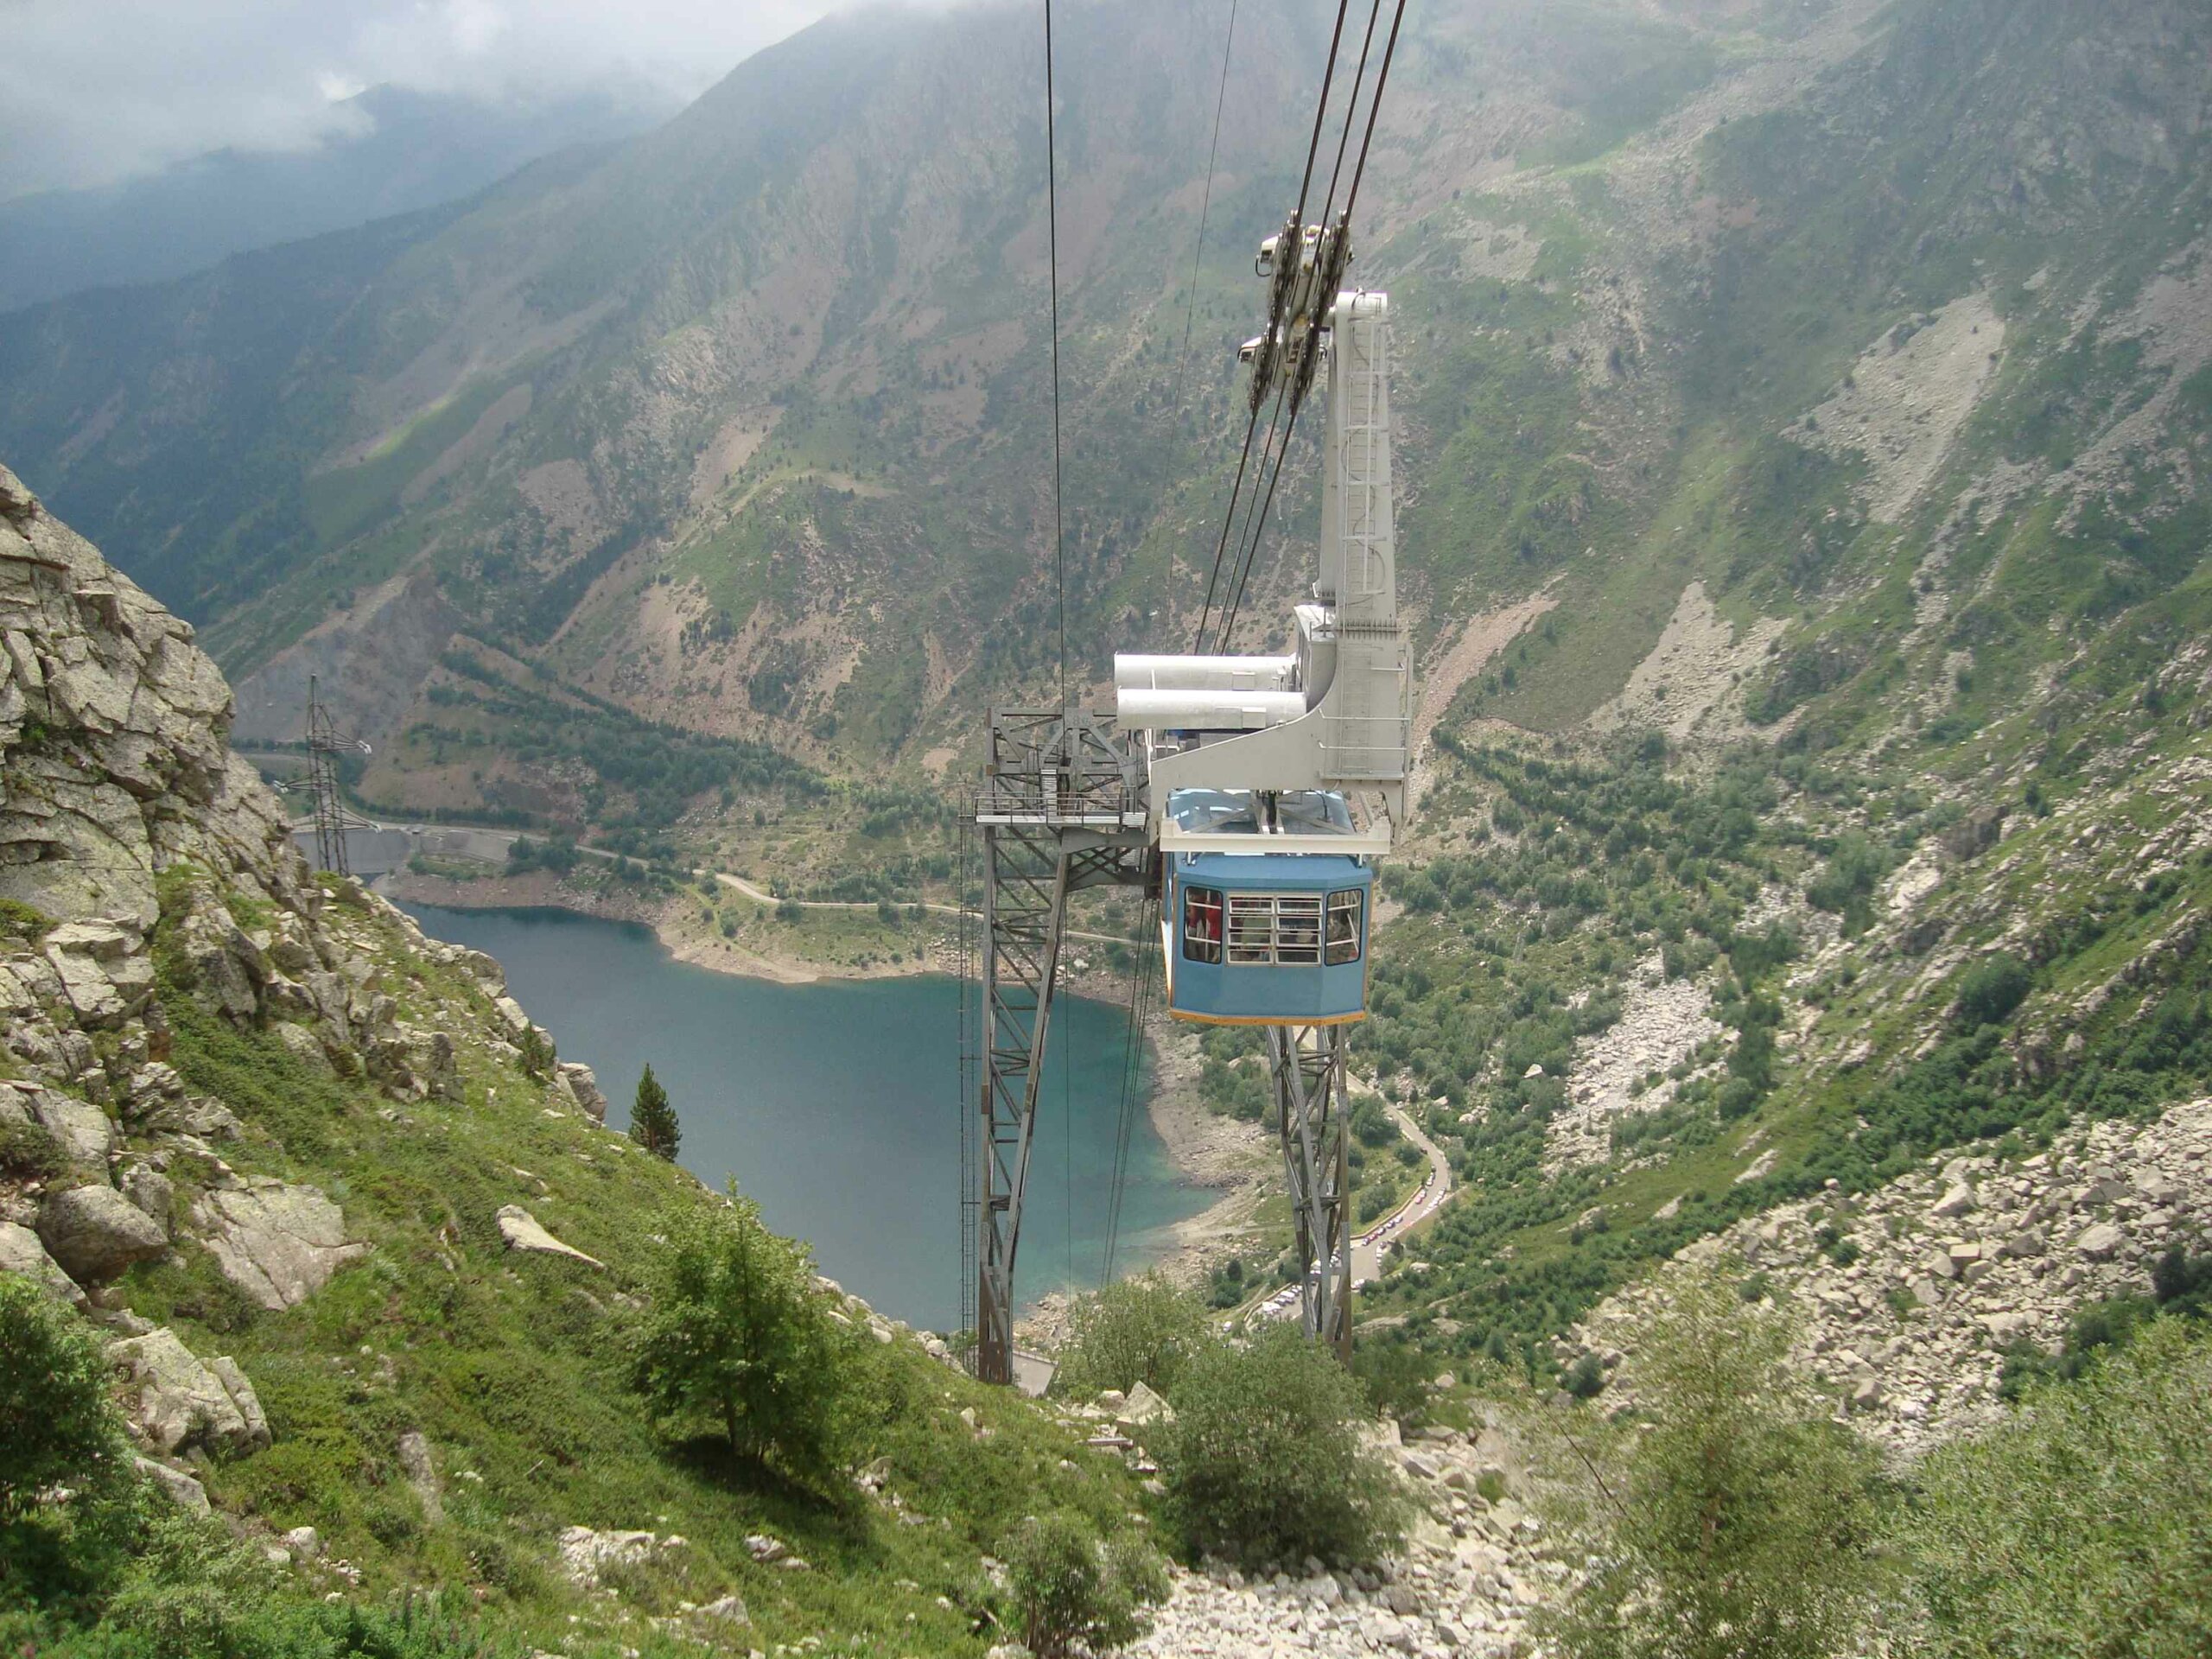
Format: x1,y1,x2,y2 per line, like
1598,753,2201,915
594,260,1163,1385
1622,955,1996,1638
1173,0,1240,414
1111,899,1160,1270
1214,3,1381,655
1103,933,1145,1276
1319,0,1385,229
1217,0,1407,654
1206,372,1292,653
1216,323,1320,652
1214,398,1301,652
1044,0,1069,710
1190,402,1267,652
1339,0,1408,227
1102,896,1160,1280
1294,0,1355,222
1191,0,1351,651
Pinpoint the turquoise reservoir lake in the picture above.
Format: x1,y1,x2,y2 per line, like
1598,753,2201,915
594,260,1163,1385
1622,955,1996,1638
400,904,1204,1331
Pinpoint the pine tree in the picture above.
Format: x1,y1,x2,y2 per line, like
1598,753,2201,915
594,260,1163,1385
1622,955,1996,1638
630,1064,679,1160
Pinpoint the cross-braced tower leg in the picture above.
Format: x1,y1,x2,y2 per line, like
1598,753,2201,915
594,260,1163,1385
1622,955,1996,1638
967,708,1147,1386
1270,1023,1351,1357
306,675,351,878
976,821,1070,1385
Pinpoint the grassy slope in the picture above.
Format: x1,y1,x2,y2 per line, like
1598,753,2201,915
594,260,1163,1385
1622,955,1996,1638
107,874,1141,1656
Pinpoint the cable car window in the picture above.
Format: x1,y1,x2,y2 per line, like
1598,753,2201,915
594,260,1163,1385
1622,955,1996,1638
1326,888,1363,965
1227,894,1274,963
1183,887,1223,963
1220,893,1325,964
1274,894,1322,963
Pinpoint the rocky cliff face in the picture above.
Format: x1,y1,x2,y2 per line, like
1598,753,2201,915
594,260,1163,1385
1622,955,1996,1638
0,464,290,928
0,464,607,1508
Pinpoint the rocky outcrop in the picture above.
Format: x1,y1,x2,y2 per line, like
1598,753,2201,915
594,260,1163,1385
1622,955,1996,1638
0,1217,84,1301
0,464,301,930
194,1179,367,1311
557,1526,688,1589
1574,1096,2212,1455
109,1326,270,1456
556,1062,607,1123
36,1183,168,1281
134,1454,211,1513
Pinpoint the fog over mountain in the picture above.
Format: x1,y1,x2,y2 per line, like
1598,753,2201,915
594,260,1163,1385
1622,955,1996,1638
0,83,677,311
0,0,834,198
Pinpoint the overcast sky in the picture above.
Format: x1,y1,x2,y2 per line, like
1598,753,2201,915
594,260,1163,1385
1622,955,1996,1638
0,0,843,199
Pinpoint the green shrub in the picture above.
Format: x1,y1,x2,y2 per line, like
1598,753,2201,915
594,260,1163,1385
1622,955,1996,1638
1349,1337,1433,1428
1159,1325,1403,1570
0,898,54,944
1529,1262,1888,1659
0,1276,143,1610
1000,1510,1166,1659
1954,951,2032,1029
1902,1318,2212,1657
1561,1351,1606,1399
0,1114,66,1180
631,1188,857,1486
1056,1273,1212,1402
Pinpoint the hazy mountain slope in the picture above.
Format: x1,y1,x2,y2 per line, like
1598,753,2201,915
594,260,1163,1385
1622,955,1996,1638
0,0,1770,798
0,84,673,313
1,0,2206,848
1334,0,2212,1379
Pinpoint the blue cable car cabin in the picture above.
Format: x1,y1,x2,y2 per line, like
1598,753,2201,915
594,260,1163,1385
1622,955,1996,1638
1159,788,1372,1026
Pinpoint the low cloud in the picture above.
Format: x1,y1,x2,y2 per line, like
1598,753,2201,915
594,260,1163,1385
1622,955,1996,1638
0,0,838,199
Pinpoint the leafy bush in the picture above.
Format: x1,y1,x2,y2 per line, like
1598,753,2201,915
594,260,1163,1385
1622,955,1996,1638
1159,1325,1402,1570
0,1277,143,1610
1000,1510,1166,1658
1903,1318,2212,1657
1056,1273,1212,1402
1805,830,1889,935
1954,951,2032,1030
1349,1336,1433,1428
1560,1351,1606,1399
0,1113,66,1180
1529,1262,1888,1659
503,835,578,877
631,1190,856,1485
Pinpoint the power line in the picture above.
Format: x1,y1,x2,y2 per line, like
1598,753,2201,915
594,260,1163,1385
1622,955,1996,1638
1044,0,1069,709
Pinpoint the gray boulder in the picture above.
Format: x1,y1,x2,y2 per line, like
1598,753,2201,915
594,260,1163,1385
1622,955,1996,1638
2075,1222,2126,1262
29,1088,115,1169
0,1217,86,1302
36,1184,167,1282
194,1178,365,1309
134,1455,211,1513
109,1327,269,1455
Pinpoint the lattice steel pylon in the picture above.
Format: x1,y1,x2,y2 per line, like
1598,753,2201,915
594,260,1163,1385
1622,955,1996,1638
966,707,1149,1386
1270,1023,1352,1357
305,675,353,878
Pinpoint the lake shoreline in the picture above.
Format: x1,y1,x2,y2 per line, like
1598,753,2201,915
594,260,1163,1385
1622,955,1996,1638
392,879,1275,1325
